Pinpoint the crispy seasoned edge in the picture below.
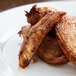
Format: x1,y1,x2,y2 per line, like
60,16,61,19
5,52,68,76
37,36,68,64
19,11,66,68
25,5,57,25
25,5,42,25
37,54,68,64
25,5,57,17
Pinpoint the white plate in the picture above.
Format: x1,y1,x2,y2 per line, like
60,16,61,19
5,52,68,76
1,1,76,76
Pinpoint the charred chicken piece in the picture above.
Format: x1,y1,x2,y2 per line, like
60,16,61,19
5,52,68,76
37,36,68,64
19,26,68,64
19,11,66,68
25,5,57,25
26,5,57,37
56,15,76,66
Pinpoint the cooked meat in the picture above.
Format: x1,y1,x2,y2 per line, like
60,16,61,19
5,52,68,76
25,5,57,25
18,25,31,39
19,11,66,68
56,15,76,66
37,36,68,64
19,26,68,64
26,5,57,38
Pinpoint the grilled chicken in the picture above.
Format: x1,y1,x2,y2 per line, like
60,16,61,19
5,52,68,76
37,36,68,64
26,5,57,37
56,15,76,66
19,26,68,64
19,11,66,68
26,5,57,25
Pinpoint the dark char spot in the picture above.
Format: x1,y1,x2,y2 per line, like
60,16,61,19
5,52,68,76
55,54,62,57
44,11,48,14
40,29,45,33
23,58,29,68
20,51,23,55
24,42,27,44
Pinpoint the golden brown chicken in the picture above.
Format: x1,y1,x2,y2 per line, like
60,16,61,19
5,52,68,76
19,11,66,68
19,26,68,64
56,15,76,66
25,5,57,25
26,5,57,37
37,36,68,64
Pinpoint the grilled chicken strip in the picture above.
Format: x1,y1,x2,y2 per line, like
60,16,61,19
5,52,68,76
56,15,76,66
26,5,57,37
18,26,68,64
19,11,66,68
26,5,57,25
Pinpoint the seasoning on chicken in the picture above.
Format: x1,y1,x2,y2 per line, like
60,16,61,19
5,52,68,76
19,11,66,68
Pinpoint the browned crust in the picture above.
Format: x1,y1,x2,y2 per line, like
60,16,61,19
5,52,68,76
37,36,68,64
19,11,66,68
56,15,76,66
25,5,57,38
25,5,57,25
19,26,68,64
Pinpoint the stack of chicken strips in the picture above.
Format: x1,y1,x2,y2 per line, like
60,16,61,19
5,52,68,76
18,5,76,68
